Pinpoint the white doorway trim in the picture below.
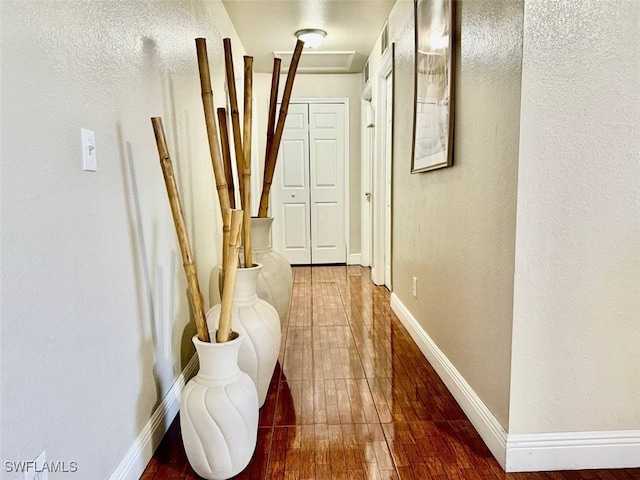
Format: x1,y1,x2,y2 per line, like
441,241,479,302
282,97,350,264
372,46,394,287
360,82,373,267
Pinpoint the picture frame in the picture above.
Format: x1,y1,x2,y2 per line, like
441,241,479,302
411,0,456,173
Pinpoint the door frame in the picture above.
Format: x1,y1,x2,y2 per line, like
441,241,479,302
278,97,350,264
372,45,394,287
360,82,373,268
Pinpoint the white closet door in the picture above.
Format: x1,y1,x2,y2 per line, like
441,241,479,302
272,103,311,264
309,103,346,264
272,102,347,265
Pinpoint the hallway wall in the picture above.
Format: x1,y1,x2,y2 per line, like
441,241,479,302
381,0,639,450
509,0,640,434
1,1,245,477
386,0,524,429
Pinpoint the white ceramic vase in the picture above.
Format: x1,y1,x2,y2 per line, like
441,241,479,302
180,332,258,480
240,217,293,323
207,264,281,407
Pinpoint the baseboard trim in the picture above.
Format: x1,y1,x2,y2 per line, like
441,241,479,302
390,292,640,473
108,354,198,480
348,253,361,265
506,430,640,472
390,293,508,468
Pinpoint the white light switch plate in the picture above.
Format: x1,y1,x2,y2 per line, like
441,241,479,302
81,128,96,171
24,450,48,480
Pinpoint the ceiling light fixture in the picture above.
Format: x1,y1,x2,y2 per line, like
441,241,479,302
295,29,327,49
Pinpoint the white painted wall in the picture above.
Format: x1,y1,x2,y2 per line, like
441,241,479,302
509,0,640,434
385,0,524,428
0,1,244,477
253,72,362,255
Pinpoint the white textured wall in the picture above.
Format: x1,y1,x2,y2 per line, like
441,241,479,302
509,0,640,434
0,1,244,477
253,73,363,255
387,0,524,428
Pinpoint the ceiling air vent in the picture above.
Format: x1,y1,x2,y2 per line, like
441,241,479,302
274,51,355,73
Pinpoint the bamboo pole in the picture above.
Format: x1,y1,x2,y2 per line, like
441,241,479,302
258,40,304,218
223,38,245,203
217,107,235,209
263,57,281,185
195,38,231,290
217,209,243,343
242,56,253,268
151,117,210,343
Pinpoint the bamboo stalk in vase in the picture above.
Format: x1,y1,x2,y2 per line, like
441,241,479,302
217,209,243,343
195,38,231,290
263,57,281,186
221,206,231,285
223,38,245,203
217,107,235,209
242,55,253,268
151,117,210,343
258,40,304,218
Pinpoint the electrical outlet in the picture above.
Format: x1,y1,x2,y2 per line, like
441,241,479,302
412,276,417,298
24,450,48,480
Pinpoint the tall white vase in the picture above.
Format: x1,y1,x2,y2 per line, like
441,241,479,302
207,264,281,407
180,332,258,480
240,217,293,322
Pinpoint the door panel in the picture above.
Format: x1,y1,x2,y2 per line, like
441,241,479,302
282,203,308,248
309,103,346,264
314,111,338,129
313,140,338,186
282,140,307,187
313,202,339,248
272,104,311,264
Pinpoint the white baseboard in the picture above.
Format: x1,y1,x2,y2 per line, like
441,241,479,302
506,430,640,472
348,253,361,265
390,293,508,468
371,267,384,286
390,292,640,473
108,354,199,480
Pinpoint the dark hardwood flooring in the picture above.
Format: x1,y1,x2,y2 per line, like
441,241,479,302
142,266,640,480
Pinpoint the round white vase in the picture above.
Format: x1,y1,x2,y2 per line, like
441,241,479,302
240,217,293,323
207,263,281,407
180,332,258,480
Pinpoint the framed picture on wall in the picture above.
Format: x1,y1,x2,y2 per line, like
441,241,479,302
411,0,456,173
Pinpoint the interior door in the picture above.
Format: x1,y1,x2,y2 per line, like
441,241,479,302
272,102,346,265
372,46,393,287
272,103,311,264
309,103,346,264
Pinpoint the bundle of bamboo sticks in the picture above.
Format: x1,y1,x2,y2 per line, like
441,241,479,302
221,38,254,270
258,40,304,218
152,37,304,344
151,117,244,344
198,36,303,262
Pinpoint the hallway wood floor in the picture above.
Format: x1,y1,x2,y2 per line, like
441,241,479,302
142,266,640,480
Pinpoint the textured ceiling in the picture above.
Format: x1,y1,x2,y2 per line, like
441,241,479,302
221,0,397,74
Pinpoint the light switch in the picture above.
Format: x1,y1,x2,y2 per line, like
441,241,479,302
81,128,96,171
